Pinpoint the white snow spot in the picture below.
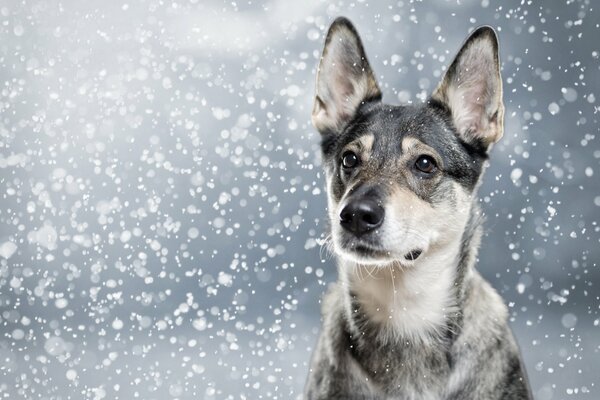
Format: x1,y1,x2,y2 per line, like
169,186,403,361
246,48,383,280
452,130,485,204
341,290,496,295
13,24,24,37
55,298,68,309
561,313,577,329
561,87,577,102
510,168,523,182
0,241,18,259
10,276,21,289
211,107,231,120
285,85,301,97
12,329,25,340
169,383,183,397
217,271,233,287
44,336,67,356
192,318,207,331
27,224,58,250
0,153,29,168
213,217,225,229
112,318,124,330
92,387,106,400
585,167,593,177
119,230,131,243
187,227,199,239
66,369,77,381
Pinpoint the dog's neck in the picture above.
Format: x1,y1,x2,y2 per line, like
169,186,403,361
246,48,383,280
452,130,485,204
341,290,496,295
338,210,482,345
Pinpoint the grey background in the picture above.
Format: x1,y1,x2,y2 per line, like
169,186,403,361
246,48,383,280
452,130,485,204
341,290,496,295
0,0,598,399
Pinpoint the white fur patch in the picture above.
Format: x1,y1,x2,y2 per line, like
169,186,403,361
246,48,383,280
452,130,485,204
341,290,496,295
335,181,473,343
342,236,461,343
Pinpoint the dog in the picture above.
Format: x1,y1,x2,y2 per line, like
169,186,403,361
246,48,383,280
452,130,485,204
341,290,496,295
304,17,533,400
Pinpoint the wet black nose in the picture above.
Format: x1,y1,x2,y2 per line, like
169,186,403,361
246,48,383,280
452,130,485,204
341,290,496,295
340,200,384,236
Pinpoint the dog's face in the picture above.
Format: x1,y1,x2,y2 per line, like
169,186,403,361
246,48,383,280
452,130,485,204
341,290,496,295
312,18,504,266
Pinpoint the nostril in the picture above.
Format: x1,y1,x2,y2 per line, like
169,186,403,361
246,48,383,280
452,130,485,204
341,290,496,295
362,209,381,225
339,209,353,223
357,201,384,227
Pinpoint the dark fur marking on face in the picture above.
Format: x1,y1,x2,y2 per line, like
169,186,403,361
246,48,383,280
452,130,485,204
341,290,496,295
320,101,380,163
322,100,488,213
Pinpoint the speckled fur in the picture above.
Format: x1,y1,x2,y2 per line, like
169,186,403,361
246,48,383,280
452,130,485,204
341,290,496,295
305,17,532,400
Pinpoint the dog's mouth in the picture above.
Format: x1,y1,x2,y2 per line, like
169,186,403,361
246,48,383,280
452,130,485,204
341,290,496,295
339,240,388,261
340,239,424,264
352,243,387,257
404,249,422,261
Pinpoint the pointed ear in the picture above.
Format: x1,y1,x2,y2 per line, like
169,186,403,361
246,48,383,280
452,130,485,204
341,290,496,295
312,17,381,135
432,26,504,149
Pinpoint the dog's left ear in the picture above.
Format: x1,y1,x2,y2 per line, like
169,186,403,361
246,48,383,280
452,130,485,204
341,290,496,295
312,17,382,135
432,26,504,150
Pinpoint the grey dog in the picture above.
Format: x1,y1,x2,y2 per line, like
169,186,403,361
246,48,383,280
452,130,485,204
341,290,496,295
304,17,533,400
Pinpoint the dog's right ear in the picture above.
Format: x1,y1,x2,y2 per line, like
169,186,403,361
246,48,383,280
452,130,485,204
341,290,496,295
312,17,381,135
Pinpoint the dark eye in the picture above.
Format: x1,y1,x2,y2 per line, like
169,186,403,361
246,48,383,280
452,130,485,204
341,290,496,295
342,151,359,169
414,155,437,174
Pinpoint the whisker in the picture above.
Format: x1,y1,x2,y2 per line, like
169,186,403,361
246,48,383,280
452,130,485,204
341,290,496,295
318,233,335,261
389,265,397,316
356,263,365,281
366,265,378,279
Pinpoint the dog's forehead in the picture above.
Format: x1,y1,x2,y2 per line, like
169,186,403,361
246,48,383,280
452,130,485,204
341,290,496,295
344,103,454,156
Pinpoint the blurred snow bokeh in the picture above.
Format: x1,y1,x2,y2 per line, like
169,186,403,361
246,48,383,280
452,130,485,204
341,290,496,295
0,0,599,399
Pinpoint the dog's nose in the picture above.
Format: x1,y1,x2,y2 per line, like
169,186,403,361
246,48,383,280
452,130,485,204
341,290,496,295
340,200,384,236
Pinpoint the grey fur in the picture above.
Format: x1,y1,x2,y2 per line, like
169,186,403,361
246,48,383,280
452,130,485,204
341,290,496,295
305,17,532,400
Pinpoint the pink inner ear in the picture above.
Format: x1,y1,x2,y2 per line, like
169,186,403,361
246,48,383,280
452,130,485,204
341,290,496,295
314,51,374,131
312,22,381,133
449,80,490,138
332,69,357,115
334,72,356,100
439,39,502,145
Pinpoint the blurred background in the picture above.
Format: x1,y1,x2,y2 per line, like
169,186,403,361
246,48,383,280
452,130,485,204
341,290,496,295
0,0,598,399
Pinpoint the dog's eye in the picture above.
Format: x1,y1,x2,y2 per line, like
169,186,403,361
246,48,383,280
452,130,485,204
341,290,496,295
414,155,437,174
342,151,359,169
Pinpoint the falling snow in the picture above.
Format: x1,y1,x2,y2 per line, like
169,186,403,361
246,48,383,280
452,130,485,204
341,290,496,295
0,1,599,399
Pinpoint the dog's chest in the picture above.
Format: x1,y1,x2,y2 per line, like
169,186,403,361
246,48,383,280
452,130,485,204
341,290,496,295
345,255,459,343
345,338,450,399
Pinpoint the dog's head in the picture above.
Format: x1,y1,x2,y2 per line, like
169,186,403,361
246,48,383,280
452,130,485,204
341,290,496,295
313,17,503,266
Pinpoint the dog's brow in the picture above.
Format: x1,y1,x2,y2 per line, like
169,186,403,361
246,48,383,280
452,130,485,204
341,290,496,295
401,136,424,153
358,133,374,151
344,133,374,154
